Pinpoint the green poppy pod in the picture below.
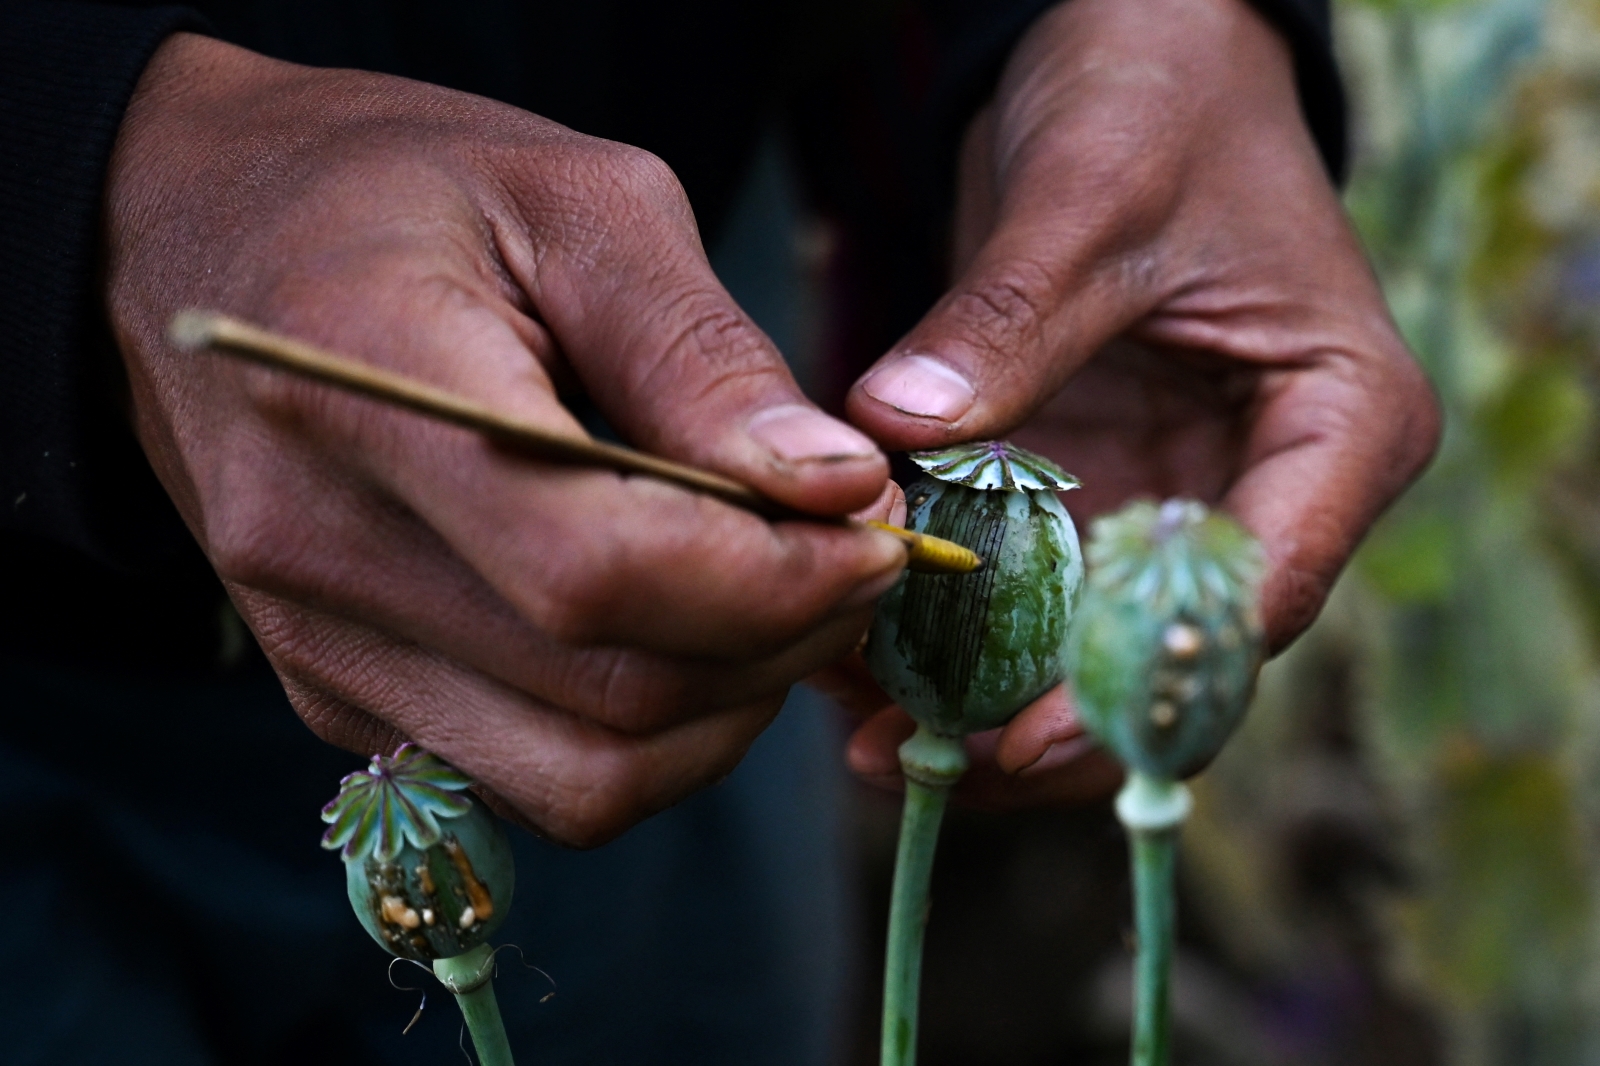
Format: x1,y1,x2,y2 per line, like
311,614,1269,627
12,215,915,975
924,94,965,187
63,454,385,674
322,744,515,962
865,441,1084,738
1069,500,1265,780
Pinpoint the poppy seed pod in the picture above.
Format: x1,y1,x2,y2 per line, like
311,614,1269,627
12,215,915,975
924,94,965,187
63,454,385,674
865,441,1084,738
1069,499,1265,781
322,744,515,962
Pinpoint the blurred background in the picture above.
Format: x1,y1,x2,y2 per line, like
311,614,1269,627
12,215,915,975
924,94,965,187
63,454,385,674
831,0,1600,1062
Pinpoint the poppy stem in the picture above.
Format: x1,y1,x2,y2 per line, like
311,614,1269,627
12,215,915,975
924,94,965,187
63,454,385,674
434,943,515,1066
881,726,968,1066
1116,772,1192,1066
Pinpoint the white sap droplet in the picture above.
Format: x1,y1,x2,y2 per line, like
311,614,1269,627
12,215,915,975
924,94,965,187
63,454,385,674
459,906,477,929
1162,623,1204,660
381,895,421,929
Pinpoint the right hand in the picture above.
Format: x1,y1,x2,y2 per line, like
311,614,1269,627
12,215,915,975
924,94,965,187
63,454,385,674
104,33,906,846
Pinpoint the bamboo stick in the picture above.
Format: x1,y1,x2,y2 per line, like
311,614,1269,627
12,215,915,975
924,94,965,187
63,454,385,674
169,311,982,575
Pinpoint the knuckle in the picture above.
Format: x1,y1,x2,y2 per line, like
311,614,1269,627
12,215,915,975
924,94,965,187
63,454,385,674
628,296,773,402
1269,561,1334,652
603,144,687,207
242,595,407,720
521,554,623,646
546,761,647,849
534,701,779,848
282,675,402,756
563,140,692,225
208,501,303,590
1361,339,1443,485
245,600,344,686
1393,356,1443,474
549,649,695,734
522,139,694,255
591,656,698,734
947,260,1055,360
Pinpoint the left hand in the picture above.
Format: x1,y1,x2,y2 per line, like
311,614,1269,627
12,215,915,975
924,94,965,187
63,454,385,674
830,0,1440,807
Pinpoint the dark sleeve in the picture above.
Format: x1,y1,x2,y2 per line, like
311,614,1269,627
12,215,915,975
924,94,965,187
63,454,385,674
1245,0,1345,181
921,0,1345,183
0,1,206,565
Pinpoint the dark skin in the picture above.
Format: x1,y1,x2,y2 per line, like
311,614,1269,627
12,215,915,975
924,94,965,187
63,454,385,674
105,0,1437,838
835,0,1438,806
108,33,907,848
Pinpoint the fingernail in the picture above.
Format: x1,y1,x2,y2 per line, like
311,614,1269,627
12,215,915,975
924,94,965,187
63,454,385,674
887,483,907,528
860,355,975,422
747,404,879,463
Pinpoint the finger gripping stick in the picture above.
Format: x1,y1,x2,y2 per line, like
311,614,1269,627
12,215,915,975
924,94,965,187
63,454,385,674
169,311,981,575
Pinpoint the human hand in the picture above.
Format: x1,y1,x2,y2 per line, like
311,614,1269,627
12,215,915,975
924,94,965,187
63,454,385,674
837,0,1439,807
105,33,907,846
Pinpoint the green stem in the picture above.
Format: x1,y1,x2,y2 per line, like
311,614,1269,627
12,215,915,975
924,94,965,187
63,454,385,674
1115,772,1191,1066
881,726,968,1066
1129,826,1177,1066
434,943,516,1066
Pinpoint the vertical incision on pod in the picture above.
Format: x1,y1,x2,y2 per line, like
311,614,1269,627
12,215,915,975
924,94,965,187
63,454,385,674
894,488,1009,724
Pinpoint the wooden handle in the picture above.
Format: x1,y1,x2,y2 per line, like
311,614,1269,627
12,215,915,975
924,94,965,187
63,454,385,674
169,311,983,575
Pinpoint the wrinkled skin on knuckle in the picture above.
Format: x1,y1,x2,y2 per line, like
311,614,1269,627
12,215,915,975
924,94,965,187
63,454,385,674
613,292,782,432
244,599,374,697
508,522,637,648
970,268,1051,348
535,139,696,255
587,651,707,735
258,627,427,761
1328,335,1442,497
1385,349,1444,483
526,699,779,849
532,750,657,849
239,595,442,747
553,140,697,248
205,487,322,593
601,142,696,226
940,258,1059,369
280,672,406,757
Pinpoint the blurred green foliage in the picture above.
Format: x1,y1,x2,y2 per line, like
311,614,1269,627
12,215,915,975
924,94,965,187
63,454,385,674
1190,0,1600,1061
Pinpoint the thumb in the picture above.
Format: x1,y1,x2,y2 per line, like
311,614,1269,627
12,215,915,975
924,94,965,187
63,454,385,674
522,147,888,516
845,199,1162,450
844,70,1181,450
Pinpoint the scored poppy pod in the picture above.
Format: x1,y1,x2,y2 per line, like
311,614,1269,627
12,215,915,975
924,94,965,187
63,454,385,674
322,743,515,963
865,440,1085,740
